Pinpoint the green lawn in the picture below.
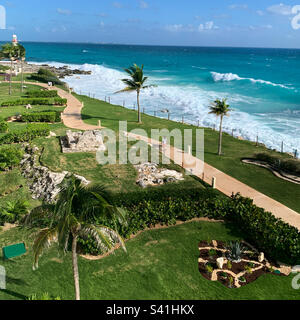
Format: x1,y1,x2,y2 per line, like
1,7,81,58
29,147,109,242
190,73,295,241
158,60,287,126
0,220,298,300
79,94,300,213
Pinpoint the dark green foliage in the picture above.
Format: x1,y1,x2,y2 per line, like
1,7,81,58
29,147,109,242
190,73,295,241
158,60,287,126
21,112,57,123
29,68,63,86
0,121,8,133
0,124,50,144
0,97,67,107
0,145,24,170
0,199,29,225
255,153,300,176
26,90,58,98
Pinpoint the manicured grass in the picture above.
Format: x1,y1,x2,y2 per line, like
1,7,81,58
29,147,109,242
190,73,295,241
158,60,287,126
0,220,298,300
79,94,300,213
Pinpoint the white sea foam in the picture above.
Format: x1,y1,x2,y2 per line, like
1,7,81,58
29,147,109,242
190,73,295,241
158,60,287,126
211,71,290,89
28,61,300,154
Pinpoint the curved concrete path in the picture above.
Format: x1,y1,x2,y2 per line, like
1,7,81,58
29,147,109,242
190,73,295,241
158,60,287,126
16,81,300,230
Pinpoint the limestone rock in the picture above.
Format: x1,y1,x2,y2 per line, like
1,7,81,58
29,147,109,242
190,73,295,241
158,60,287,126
135,163,184,188
60,130,106,153
216,257,225,269
258,252,265,263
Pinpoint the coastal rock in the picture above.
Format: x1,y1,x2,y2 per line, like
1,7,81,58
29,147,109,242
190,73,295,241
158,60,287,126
135,163,184,188
20,145,90,203
60,130,106,153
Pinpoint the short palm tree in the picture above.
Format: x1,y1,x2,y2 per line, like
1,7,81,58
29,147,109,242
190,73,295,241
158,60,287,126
0,43,19,95
25,175,127,301
116,64,156,124
209,98,232,156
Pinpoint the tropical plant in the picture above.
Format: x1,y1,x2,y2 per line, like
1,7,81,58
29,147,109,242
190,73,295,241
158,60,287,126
27,292,61,300
209,98,232,155
0,199,29,225
0,145,24,170
245,265,253,274
228,276,234,288
227,241,245,262
16,44,26,92
205,264,214,274
24,175,127,301
116,64,156,123
0,43,19,95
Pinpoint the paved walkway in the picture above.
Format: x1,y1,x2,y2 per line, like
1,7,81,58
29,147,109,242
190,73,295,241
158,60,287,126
18,81,300,230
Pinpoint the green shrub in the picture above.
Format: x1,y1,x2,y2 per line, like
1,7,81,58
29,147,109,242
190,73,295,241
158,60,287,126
0,97,67,107
0,145,24,170
255,153,300,176
27,293,61,301
0,199,29,225
0,121,8,133
21,112,57,123
29,68,63,86
26,90,58,98
0,124,50,144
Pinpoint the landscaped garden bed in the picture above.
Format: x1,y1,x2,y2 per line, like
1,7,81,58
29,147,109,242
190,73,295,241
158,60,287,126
198,240,291,289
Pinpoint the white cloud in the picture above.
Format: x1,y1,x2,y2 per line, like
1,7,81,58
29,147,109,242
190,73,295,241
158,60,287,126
267,3,293,15
257,10,264,16
229,4,248,10
165,24,184,32
57,8,72,15
139,1,148,9
198,21,218,31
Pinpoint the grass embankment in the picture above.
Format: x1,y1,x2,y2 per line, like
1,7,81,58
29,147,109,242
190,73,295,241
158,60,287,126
78,94,300,213
0,221,299,300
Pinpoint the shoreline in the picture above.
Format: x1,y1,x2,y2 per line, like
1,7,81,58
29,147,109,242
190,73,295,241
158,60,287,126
2,60,299,159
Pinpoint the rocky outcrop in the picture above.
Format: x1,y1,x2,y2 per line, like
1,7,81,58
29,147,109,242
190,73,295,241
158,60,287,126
60,130,106,153
20,145,90,203
135,163,184,188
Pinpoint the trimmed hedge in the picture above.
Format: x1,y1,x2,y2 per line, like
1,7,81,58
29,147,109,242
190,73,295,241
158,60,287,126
80,187,300,265
0,124,50,144
21,112,57,123
26,90,58,98
0,97,67,107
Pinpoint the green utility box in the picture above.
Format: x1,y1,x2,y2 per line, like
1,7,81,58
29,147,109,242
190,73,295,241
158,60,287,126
2,243,26,260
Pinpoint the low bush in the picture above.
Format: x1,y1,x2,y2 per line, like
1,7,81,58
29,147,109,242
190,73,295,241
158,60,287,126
0,97,67,107
255,153,300,176
0,145,24,170
0,124,50,144
26,90,58,98
29,68,63,86
0,121,8,133
21,112,57,123
0,199,29,225
80,189,300,265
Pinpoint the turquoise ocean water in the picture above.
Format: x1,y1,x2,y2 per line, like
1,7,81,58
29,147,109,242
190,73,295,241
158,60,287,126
18,42,300,153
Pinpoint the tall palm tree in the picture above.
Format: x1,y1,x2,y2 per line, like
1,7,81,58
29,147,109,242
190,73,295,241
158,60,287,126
116,64,156,124
209,98,232,156
25,175,127,301
0,43,19,95
16,44,26,92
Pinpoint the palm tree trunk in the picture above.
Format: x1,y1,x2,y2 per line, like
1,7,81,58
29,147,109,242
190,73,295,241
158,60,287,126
72,234,80,301
9,59,13,95
218,115,223,156
21,59,24,93
137,89,141,124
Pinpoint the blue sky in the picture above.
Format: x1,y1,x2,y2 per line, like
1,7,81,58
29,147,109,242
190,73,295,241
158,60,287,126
1,0,300,47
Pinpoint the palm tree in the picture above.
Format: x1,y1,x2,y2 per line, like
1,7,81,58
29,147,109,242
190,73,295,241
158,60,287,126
116,64,156,124
0,43,19,95
16,44,26,92
25,175,127,301
209,98,232,156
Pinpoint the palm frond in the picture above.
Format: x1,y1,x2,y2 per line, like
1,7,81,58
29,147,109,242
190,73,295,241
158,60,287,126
32,228,58,270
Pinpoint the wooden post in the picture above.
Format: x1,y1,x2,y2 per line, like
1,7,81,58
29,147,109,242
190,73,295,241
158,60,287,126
212,177,217,189
154,111,156,117
143,107,145,114
182,116,184,124
168,113,170,121
123,101,125,107
198,120,200,127
256,136,259,147
98,120,101,128
105,96,106,102
188,145,191,155
232,129,234,137
108,97,111,104
281,141,284,153
295,149,298,159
